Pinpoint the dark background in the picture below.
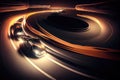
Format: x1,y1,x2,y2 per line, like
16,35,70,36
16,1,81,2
0,0,120,80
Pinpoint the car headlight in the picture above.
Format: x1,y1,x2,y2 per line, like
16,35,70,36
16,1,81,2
32,45,46,58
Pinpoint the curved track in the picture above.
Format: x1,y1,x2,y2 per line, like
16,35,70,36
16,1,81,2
0,4,120,80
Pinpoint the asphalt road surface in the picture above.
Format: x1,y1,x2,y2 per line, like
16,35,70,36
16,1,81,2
0,5,120,80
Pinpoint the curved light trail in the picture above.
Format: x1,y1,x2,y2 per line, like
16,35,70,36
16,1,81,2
6,9,101,80
7,10,95,80
2,2,119,80
7,14,57,80
75,1,109,14
9,35,56,80
25,10,120,60
47,55,97,79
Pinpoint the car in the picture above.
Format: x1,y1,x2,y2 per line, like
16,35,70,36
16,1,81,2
10,22,25,40
19,37,46,58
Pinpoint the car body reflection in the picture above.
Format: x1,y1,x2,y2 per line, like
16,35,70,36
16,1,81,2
10,18,46,58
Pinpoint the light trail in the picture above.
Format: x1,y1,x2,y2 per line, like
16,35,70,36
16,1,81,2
7,9,100,80
0,5,28,12
47,54,98,80
0,4,51,13
29,5,51,9
5,4,120,79
75,2,108,14
24,55,56,80
77,14,113,42
10,38,56,80
7,14,56,80
25,19,120,60
21,16,29,35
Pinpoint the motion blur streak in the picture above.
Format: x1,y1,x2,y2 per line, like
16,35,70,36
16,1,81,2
0,4,52,13
77,14,113,42
7,9,100,79
75,2,107,14
25,9,64,18
47,55,97,79
30,5,51,8
10,37,56,80
26,20,120,60
7,14,56,80
24,55,56,80
0,4,28,12
21,16,28,35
